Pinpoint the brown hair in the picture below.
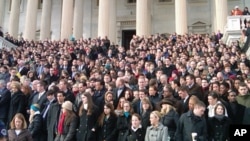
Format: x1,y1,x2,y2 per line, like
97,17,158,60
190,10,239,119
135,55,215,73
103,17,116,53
98,103,116,127
10,113,27,129
79,92,96,116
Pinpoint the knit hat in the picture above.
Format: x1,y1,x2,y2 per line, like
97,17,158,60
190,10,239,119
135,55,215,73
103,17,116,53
62,101,73,111
30,104,40,112
0,121,7,138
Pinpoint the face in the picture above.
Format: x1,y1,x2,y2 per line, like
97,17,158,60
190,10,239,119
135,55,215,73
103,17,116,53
142,102,149,110
239,86,248,96
131,115,141,128
123,103,130,112
228,92,237,102
208,96,217,105
194,106,205,117
215,105,224,115
148,87,156,96
104,105,111,115
106,94,113,102
57,93,65,103
14,117,23,129
81,95,88,104
150,113,159,126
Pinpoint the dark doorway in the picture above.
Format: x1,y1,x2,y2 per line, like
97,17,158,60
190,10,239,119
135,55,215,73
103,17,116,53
122,30,136,50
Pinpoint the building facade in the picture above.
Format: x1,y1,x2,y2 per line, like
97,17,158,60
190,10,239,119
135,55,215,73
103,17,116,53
0,0,249,46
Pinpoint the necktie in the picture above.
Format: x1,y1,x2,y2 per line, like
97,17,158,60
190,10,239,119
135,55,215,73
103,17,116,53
43,104,51,118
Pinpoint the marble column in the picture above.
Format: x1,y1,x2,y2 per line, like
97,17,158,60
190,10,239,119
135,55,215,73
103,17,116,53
98,0,110,39
0,0,5,28
73,0,83,39
61,0,73,40
8,0,21,38
108,0,116,43
24,0,38,40
175,0,188,35
136,0,151,37
40,0,52,40
215,0,228,33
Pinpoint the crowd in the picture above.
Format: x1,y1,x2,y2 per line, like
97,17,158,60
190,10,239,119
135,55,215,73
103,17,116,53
0,27,249,141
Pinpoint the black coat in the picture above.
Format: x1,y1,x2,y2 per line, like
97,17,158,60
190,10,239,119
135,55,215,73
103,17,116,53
28,114,43,141
161,109,179,141
207,116,231,141
47,103,62,141
0,88,11,122
141,110,151,129
123,127,145,141
97,114,117,141
116,114,132,141
175,110,208,141
76,106,99,141
7,91,26,128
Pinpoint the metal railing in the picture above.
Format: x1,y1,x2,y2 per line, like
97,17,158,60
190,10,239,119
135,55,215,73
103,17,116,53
0,36,17,51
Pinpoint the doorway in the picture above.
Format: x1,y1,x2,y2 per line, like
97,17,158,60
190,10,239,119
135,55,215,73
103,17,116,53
122,30,136,50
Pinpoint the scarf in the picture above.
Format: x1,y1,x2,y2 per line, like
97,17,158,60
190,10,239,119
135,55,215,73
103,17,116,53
58,112,66,134
214,115,225,121
124,112,130,118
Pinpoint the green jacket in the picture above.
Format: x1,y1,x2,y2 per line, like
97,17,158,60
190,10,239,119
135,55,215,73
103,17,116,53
236,94,250,108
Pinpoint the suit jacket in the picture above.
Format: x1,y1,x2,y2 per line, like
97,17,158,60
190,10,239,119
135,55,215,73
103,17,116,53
32,91,48,112
19,66,29,76
113,86,130,108
0,88,11,120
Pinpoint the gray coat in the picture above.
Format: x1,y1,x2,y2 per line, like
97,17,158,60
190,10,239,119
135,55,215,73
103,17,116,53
145,123,168,141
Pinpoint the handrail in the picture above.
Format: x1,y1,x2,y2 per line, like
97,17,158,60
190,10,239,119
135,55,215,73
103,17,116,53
0,36,18,51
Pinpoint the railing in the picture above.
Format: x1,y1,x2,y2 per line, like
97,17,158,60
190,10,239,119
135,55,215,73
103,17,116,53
227,15,250,30
0,36,18,51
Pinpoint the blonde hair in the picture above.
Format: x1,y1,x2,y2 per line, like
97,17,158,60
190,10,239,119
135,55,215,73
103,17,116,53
10,113,27,129
161,104,176,115
151,111,162,121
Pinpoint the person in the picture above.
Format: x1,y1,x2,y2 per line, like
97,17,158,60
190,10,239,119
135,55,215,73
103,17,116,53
243,7,250,15
116,101,134,141
140,97,153,129
7,82,26,128
96,103,117,141
54,101,78,141
0,121,7,141
242,20,250,52
8,113,33,141
76,92,99,141
47,91,66,141
115,97,126,116
175,101,207,141
123,113,145,141
207,103,231,141
28,104,43,141
0,79,11,125
145,111,168,141
160,99,179,141
231,5,243,16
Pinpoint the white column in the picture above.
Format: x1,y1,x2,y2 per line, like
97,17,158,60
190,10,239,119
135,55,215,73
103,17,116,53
8,0,21,38
40,0,52,40
136,0,151,37
73,0,83,39
175,0,188,35
108,0,116,43
61,0,73,40
215,0,228,33
0,0,5,27
98,0,110,39
23,0,38,40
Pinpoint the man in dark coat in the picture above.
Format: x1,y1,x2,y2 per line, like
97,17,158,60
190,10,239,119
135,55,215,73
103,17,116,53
113,77,130,108
242,20,250,52
46,91,65,141
175,101,207,141
0,80,11,124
